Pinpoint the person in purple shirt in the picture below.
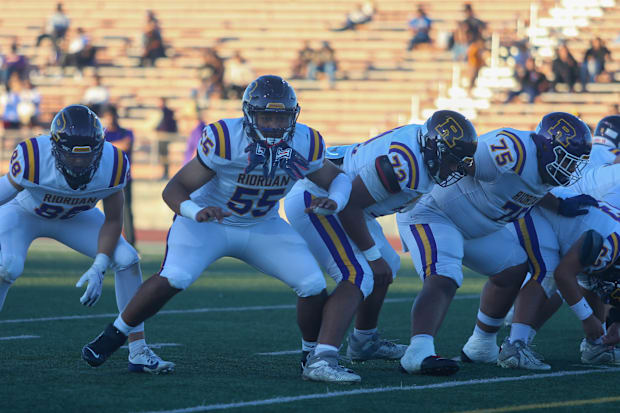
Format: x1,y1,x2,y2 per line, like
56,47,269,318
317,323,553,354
102,105,136,246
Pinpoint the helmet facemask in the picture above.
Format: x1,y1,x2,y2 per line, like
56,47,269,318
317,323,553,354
243,102,299,146
545,144,589,186
52,137,104,190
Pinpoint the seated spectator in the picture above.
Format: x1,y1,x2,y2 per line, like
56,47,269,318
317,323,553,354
35,2,70,64
450,21,468,62
17,79,41,128
307,41,338,87
82,74,109,115
224,51,255,100
504,57,549,104
332,2,375,31
291,41,314,79
140,19,166,67
581,37,612,89
552,43,579,92
61,27,96,77
102,105,136,246
2,41,29,87
0,75,23,130
407,7,432,51
155,97,177,180
462,3,487,44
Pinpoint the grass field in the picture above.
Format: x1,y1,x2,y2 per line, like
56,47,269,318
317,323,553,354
1,241,619,413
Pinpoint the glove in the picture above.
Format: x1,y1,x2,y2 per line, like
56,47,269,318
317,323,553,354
76,253,110,307
557,194,599,217
244,141,269,177
271,142,309,180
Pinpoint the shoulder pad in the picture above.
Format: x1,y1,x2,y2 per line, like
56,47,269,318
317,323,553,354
580,229,604,267
375,155,401,194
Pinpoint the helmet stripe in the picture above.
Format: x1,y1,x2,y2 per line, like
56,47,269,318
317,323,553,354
498,131,526,175
388,143,419,190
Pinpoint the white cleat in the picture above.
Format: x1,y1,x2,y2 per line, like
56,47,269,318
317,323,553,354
302,350,361,383
346,332,407,361
128,346,175,374
497,339,550,370
461,335,499,364
580,339,620,365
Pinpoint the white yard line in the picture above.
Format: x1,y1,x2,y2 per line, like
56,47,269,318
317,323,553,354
137,367,620,413
121,343,183,349
255,350,300,356
0,294,479,325
0,335,40,341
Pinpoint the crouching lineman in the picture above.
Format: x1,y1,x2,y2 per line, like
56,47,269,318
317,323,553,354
285,111,478,382
0,105,173,373
80,75,353,373
398,112,592,375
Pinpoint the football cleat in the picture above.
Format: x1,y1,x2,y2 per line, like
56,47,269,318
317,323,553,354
400,345,459,376
82,323,127,367
302,350,361,383
128,346,175,374
346,332,407,361
461,335,499,364
300,350,310,372
497,339,550,370
580,339,619,365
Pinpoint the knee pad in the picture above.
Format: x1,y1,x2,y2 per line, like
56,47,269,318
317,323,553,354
0,251,24,283
294,272,326,298
110,242,140,271
159,269,194,290
540,273,558,298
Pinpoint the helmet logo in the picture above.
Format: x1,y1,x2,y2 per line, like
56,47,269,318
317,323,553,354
72,146,92,153
266,102,285,109
547,118,576,148
435,117,464,148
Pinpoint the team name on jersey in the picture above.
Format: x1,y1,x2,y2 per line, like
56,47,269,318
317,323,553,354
42,194,98,205
236,173,291,187
512,191,540,206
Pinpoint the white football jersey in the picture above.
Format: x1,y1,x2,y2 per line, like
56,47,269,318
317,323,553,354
8,135,128,220
291,124,434,218
192,117,325,226
400,128,553,238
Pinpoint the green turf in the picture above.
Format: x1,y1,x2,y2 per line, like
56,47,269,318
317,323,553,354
1,241,619,413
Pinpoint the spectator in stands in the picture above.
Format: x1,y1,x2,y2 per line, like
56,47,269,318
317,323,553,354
82,74,109,115
513,41,531,69
224,51,255,100
35,2,70,64
291,41,315,79
331,1,376,31
155,97,178,180
551,43,579,92
17,78,41,128
183,105,206,165
504,57,549,104
140,18,166,67
450,21,469,61
581,37,612,90
61,27,96,77
407,6,432,51
2,41,30,87
102,105,136,246
462,3,487,44
0,74,23,130
307,41,337,87
466,37,485,92
196,48,225,101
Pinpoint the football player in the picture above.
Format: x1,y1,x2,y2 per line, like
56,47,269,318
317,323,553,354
0,105,174,374
398,112,593,375
284,111,477,382
80,75,353,373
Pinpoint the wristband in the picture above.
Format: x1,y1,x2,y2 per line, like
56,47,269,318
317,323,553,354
180,200,202,221
93,253,110,272
570,297,593,321
327,173,352,213
361,245,382,261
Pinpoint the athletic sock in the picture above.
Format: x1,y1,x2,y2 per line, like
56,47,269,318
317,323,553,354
314,343,339,355
128,338,147,356
509,323,533,344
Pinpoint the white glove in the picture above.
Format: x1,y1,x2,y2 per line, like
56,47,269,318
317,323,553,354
76,253,110,307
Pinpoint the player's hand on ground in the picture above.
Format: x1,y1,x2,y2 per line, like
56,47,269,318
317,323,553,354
582,314,605,341
76,266,105,307
304,197,338,215
602,321,620,345
368,257,393,286
196,206,232,223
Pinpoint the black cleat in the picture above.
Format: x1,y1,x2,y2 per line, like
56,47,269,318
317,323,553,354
82,323,127,367
419,355,459,376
